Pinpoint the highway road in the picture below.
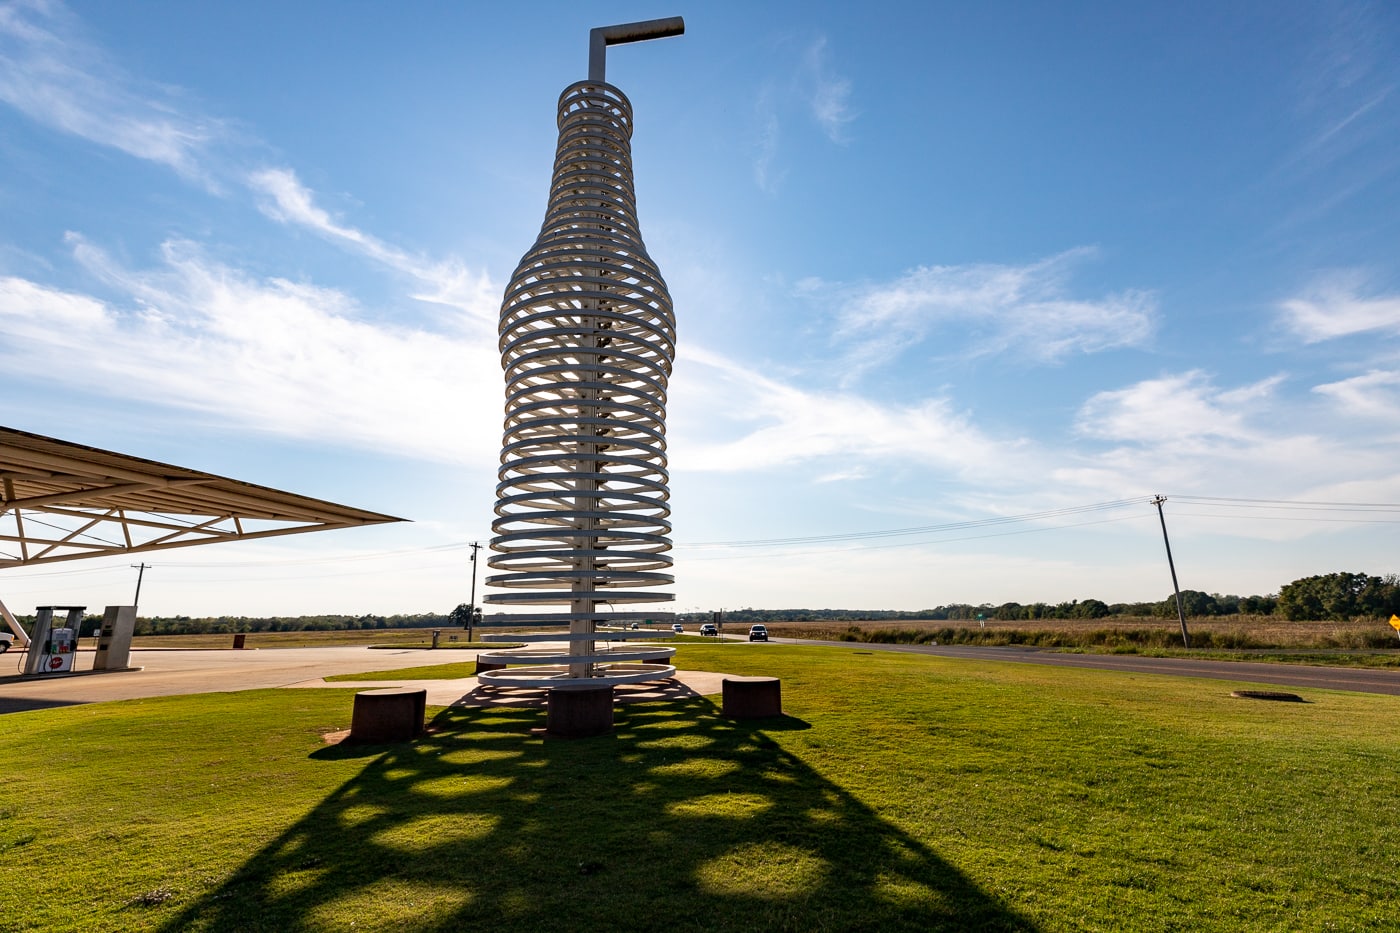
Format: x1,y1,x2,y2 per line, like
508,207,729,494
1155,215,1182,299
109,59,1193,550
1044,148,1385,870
769,636,1400,696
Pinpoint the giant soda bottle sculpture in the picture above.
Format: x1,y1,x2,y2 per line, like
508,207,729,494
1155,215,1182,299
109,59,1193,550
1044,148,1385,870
479,19,684,687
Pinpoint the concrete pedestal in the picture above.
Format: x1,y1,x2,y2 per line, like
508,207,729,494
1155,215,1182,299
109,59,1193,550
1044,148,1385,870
546,685,614,737
349,687,426,743
722,676,782,719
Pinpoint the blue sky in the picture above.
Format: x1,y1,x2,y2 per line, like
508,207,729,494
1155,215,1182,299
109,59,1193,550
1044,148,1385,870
3,0,1400,617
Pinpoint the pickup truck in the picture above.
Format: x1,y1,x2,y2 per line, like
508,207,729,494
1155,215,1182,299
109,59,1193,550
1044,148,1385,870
0,632,14,653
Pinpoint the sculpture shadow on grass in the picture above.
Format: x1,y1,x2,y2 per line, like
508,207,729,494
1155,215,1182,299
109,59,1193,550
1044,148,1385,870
160,697,1039,932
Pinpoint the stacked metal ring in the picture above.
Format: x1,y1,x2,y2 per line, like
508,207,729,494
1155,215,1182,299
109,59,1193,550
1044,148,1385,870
484,81,676,683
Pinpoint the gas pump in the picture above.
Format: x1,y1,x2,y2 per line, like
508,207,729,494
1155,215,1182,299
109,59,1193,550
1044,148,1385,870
22,606,84,676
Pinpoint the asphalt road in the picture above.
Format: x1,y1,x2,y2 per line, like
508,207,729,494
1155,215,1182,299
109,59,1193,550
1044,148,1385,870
769,636,1400,696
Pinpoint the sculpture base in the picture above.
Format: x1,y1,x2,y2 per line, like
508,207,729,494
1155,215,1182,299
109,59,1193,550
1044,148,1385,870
547,685,614,738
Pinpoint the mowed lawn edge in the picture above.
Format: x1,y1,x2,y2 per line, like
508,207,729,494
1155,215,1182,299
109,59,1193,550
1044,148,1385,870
1,643,1396,932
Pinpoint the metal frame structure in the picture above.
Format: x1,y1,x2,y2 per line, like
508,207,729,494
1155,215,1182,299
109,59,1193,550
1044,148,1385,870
1,425,401,644
483,19,683,687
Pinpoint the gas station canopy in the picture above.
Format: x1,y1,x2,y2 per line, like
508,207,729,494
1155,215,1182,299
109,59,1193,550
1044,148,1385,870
0,426,403,567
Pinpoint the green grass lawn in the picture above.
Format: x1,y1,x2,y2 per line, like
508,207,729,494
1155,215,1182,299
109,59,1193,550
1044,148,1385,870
1,644,1396,931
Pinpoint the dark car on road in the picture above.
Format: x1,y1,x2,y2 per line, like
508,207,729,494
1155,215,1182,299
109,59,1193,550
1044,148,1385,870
699,623,718,636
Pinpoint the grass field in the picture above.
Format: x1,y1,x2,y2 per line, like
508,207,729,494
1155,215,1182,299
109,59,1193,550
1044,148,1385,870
2,643,1396,931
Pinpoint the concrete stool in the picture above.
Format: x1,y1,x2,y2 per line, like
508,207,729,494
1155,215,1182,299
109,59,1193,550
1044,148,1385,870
547,685,614,738
349,687,426,743
722,676,782,719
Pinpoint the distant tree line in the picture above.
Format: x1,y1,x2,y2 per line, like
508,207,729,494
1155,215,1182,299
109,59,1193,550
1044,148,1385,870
685,572,1400,625
1276,572,1400,622
14,572,1393,635
684,592,1278,626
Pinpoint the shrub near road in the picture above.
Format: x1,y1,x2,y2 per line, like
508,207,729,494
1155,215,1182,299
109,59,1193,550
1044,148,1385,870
3,643,1398,931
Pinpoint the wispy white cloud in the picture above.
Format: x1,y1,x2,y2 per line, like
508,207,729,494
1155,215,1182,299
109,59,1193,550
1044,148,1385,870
1306,85,1394,152
1075,370,1282,445
246,168,497,317
747,34,855,190
1266,3,1400,225
1280,272,1400,343
669,344,1028,481
0,0,224,182
670,344,1398,538
1061,369,1396,507
802,36,854,143
0,3,497,317
0,238,501,464
814,467,869,484
815,248,1154,381
1313,369,1400,419
751,86,784,194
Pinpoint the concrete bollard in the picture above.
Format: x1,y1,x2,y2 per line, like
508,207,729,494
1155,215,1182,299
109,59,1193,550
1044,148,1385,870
349,687,426,743
546,685,614,737
722,676,782,719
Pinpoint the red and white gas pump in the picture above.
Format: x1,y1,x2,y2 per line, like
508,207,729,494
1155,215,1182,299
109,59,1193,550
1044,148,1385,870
22,606,84,676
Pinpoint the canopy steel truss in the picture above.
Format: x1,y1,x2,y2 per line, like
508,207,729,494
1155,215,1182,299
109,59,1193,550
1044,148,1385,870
0,426,401,568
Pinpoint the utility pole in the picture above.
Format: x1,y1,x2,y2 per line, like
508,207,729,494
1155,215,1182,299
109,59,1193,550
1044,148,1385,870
1151,496,1191,649
467,541,481,642
131,562,151,608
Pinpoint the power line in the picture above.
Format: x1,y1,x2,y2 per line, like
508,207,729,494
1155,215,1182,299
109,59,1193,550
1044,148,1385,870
1170,495,1400,512
1170,511,1400,525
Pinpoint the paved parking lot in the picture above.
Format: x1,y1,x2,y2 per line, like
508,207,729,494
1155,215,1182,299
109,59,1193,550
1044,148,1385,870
0,646,462,713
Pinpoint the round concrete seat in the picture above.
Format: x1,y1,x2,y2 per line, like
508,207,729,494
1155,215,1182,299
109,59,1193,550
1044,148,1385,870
722,676,782,719
547,685,614,737
475,659,506,676
350,687,426,743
